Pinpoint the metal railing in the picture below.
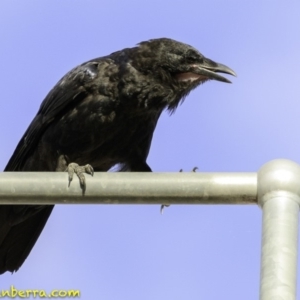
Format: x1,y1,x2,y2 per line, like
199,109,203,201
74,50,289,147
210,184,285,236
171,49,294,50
0,159,299,300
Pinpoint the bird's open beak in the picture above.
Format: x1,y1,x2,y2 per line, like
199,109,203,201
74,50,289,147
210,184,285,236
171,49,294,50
192,58,237,83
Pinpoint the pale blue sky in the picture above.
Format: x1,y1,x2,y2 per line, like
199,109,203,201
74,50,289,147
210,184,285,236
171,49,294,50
1,1,300,299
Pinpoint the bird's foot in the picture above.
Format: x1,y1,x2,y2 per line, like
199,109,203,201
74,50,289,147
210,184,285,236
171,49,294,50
66,163,94,195
160,167,198,214
160,204,170,215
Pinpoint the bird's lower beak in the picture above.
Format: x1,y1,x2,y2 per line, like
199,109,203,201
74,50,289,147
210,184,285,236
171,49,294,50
193,58,236,83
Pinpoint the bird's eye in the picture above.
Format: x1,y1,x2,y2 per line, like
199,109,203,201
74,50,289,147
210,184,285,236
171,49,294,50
186,50,201,64
186,56,197,63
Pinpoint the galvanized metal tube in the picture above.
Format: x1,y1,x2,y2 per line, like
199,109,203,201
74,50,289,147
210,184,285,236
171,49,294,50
258,160,300,300
0,172,257,205
1,159,300,299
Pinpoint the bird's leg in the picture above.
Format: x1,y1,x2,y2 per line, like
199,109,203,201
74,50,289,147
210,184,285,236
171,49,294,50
56,155,94,195
128,161,152,172
160,167,198,214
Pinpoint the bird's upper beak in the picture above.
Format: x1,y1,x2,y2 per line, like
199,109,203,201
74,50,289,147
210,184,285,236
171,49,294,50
176,57,236,84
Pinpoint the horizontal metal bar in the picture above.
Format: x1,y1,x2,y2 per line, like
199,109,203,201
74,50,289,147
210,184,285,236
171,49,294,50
0,172,257,205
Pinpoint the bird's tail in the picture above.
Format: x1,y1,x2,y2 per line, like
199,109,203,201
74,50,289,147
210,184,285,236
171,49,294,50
0,205,54,274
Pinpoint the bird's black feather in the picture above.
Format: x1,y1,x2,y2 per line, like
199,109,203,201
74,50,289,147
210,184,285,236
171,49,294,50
0,38,235,274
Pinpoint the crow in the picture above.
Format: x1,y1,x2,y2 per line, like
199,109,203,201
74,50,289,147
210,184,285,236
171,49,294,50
0,38,235,274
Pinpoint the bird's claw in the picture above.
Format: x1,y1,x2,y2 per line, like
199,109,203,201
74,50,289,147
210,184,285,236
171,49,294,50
160,167,197,214
160,204,170,215
66,163,94,195
180,167,198,173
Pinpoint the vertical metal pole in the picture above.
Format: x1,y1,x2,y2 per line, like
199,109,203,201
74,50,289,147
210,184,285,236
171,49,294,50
258,160,300,300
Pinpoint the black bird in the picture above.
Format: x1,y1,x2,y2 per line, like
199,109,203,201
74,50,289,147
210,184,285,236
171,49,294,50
0,38,235,274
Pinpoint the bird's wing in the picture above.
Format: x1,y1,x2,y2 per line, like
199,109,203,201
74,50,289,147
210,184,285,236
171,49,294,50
1,61,105,273
5,60,105,171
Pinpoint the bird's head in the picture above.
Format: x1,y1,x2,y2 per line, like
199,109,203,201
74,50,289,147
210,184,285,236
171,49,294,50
133,38,236,111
